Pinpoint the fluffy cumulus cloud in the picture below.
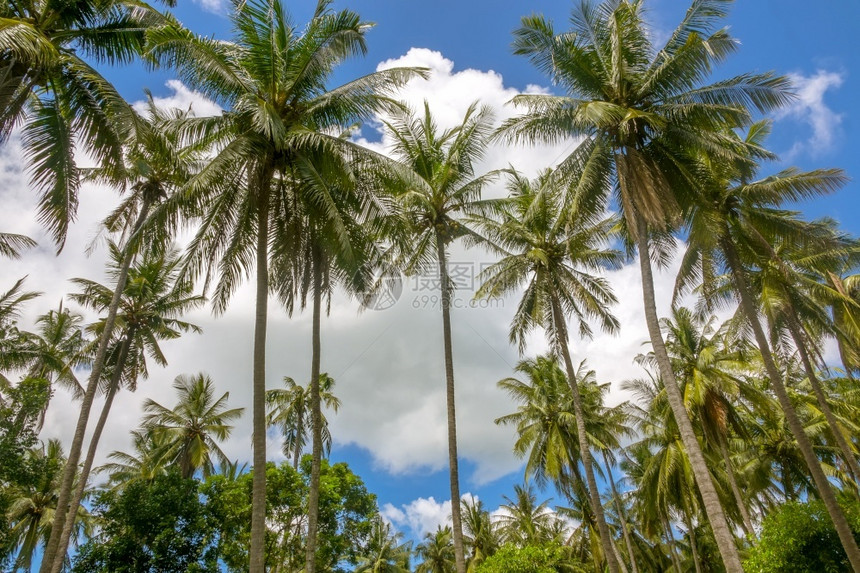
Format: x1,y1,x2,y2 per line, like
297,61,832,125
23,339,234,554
4,50,687,490
133,80,222,117
380,496,454,538
777,70,844,159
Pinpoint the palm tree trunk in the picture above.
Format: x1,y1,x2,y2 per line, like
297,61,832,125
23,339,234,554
292,407,303,471
603,451,639,573
721,235,860,571
662,513,683,573
42,203,150,573
435,234,466,573
634,214,743,573
53,332,134,570
785,312,860,489
550,293,621,573
717,432,755,539
305,244,323,573
683,508,703,573
249,180,270,573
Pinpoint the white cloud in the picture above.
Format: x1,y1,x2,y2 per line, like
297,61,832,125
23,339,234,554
381,494,479,538
134,79,222,117
777,70,844,159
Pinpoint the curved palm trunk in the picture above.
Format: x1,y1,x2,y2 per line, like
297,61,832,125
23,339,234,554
785,313,860,489
603,451,639,573
292,407,303,471
250,182,271,573
550,294,621,573
53,332,134,569
717,433,755,539
435,235,467,573
721,236,860,571
634,215,743,573
42,204,150,573
305,245,324,573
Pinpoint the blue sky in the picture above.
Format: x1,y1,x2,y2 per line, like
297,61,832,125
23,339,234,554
4,0,859,547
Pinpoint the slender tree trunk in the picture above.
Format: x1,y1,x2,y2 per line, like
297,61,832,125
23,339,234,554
782,462,796,502
634,215,743,572
603,451,639,573
717,433,755,540
53,332,134,570
550,293,620,573
721,236,860,571
305,245,323,573
292,407,303,471
683,508,703,573
249,181,270,573
42,204,150,573
785,312,860,489
662,513,683,573
435,235,466,573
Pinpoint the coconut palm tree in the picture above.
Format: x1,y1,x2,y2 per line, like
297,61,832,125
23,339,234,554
97,429,167,490
145,2,421,567
675,120,860,564
381,100,497,573
46,246,205,566
461,498,499,572
0,233,36,259
499,2,793,568
41,98,205,573
416,526,456,573
5,440,88,571
0,0,168,251
0,279,40,379
354,516,412,573
267,374,341,470
496,484,559,546
475,168,622,570
827,271,860,378
141,373,243,479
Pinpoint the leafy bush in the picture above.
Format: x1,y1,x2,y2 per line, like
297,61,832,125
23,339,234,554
745,499,860,572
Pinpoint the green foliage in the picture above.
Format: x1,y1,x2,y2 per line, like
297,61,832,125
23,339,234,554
475,543,589,573
745,500,860,572
71,471,218,572
201,458,377,572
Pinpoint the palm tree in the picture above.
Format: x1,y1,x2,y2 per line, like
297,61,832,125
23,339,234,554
97,429,167,489
0,279,40,379
475,168,622,571
26,303,89,423
145,2,421,568
495,484,559,546
416,526,456,573
827,271,860,378
142,373,244,478
498,2,793,568
40,98,203,573
5,440,88,571
267,374,341,470
46,246,205,566
381,100,497,573
0,0,165,250
0,233,36,259
676,120,860,564
655,308,762,537
460,498,499,572
354,517,412,573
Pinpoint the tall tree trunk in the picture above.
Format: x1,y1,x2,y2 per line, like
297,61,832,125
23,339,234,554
603,451,639,573
435,234,466,573
292,407,303,471
721,236,860,571
305,244,323,573
42,204,150,573
717,432,755,540
683,507,703,573
634,215,743,573
249,182,270,573
53,332,134,571
662,513,683,573
550,293,620,573
785,312,860,489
